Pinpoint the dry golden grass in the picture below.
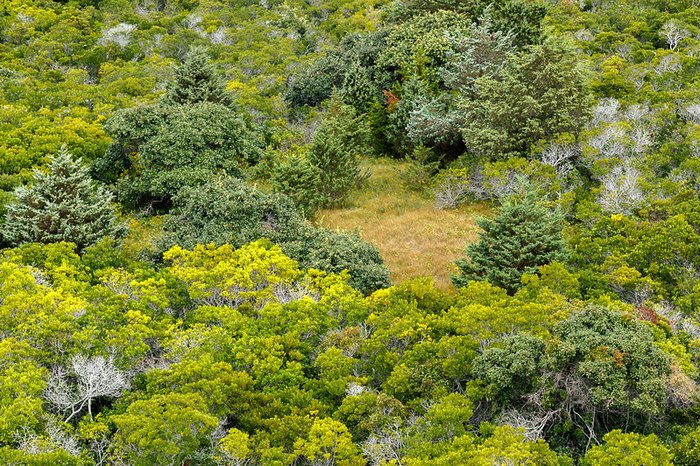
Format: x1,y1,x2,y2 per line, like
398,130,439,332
316,158,487,292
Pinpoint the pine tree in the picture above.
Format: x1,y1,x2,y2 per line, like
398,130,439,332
95,49,260,212
3,147,123,250
452,187,566,294
271,154,323,218
164,47,233,106
308,96,369,207
338,59,379,114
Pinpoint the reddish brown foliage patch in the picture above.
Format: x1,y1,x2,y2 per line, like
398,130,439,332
383,90,399,109
636,305,659,324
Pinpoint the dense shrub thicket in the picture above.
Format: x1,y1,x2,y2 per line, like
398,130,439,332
3,0,700,464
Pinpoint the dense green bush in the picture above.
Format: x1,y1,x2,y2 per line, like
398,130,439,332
160,176,390,294
474,305,673,454
94,50,262,212
283,227,391,295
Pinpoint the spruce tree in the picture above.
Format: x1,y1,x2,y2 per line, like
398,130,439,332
164,47,233,106
452,187,566,294
3,147,122,250
271,154,323,218
307,96,369,207
338,59,379,114
95,49,261,212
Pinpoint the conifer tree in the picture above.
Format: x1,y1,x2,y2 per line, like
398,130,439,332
271,154,323,218
95,49,260,211
338,59,379,114
308,96,369,207
3,147,122,250
163,47,233,106
452,187,566,293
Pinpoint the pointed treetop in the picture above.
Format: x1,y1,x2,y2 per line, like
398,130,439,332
164,47,233,106
452,183,566,294
2,146,123,250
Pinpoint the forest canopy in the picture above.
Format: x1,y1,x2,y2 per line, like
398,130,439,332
3,0,700,464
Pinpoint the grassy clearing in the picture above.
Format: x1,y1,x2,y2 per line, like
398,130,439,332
316,158,487,292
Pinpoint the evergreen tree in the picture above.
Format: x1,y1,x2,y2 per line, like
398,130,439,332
457,39,591,160
284,54,347,109
163,47,233,106
3,147,123,251
338,59,379,114
94,50,261,212
308,96,370,207
452,187,566,293
271,154,323,218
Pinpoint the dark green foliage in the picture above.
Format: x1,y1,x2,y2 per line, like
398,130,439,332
284,55,347,109
452,187,567,294
474,306,673,454
415,38,591,161
2,147,123,251
163,48,234,106
383,77,434,157
271,154,323,218
460,39,591,160
118,102,259,210
407,24,513,152
338,59,380,113
160,176,390,294
160,176,305,251
473,333,545,404
284,32,389,111
273,98,372,214
440,25,514,97
548,306,671,419
307,97,370,207
92,103,168,185
490,0,549,48
95,52,261,212
283,227,391,295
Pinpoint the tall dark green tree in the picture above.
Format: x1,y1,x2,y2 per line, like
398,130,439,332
94,49,261,212
409,37,591,161
338,59,380,114
2,147,123,251
452,187,566,293
457,39,591,160
307,96,370,207
163,47,234,106
271,154,323,218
